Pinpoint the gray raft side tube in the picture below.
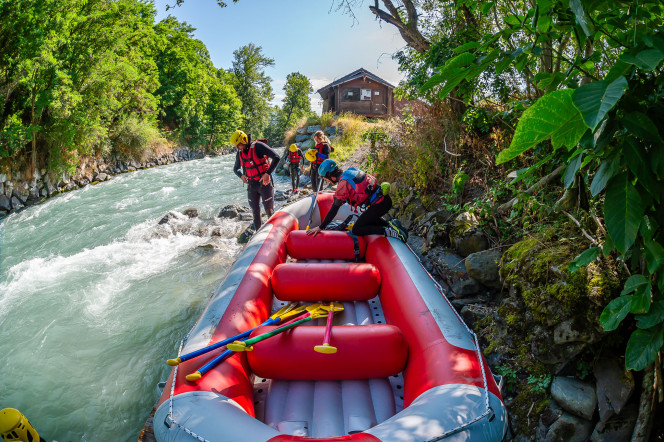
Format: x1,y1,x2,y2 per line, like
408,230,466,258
153,391,281,442
365,384,508,442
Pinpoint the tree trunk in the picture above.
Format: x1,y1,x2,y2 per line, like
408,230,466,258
31,92,36,174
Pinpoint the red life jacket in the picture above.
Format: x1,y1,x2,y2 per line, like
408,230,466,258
288,150,301,164
239,141,270,180
314,143,330,165
339,168,380,212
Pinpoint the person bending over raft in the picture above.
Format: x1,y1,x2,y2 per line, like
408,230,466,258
231,129,281,231
306,159,407,241
310,130,332,192
286,144,304,192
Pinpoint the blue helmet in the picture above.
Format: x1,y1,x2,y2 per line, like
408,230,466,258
318,159,338,178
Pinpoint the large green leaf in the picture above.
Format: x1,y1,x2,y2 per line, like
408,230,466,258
590,157,619,196
568,0,594,37
621,274,649,296
623,139,660,202
563,150,584,188
625,326,663,371
645,241,664,274
604,172,645,254
605,60,633,83
635,297,664,329
421,52,475,92
569,246,601,273
496,90,588,164
600,295,632,331
620,49,664,71
630,282,652,314
571,77,628,130
622,112,664,143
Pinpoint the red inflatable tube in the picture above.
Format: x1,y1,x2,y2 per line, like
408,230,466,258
286,230,367,260
246,325,407,381
271,263,381,302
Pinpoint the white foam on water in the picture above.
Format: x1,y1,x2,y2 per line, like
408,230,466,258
114,196,139,210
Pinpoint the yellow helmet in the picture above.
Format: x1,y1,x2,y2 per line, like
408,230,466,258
289,144,298,152
230,130,248,145
305,149,317,162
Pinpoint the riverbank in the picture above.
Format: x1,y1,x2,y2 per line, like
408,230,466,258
0,145,231,218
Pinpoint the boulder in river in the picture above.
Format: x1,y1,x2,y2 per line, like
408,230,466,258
218,204,253,221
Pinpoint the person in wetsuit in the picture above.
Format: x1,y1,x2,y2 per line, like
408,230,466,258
231,130,281,231
306,159,406,241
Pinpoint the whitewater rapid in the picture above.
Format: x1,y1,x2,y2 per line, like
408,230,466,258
0,154,290,441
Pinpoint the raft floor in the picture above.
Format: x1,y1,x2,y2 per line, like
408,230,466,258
251,260,405,438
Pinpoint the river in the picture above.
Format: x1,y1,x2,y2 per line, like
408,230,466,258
0,153,291,441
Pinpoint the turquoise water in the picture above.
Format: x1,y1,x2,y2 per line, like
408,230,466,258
0,154,289,441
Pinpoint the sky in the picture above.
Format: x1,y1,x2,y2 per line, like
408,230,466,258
152,0,408,114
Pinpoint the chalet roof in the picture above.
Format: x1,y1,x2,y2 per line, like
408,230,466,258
317,68,395,94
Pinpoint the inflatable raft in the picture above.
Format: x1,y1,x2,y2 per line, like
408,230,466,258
153,193,508,441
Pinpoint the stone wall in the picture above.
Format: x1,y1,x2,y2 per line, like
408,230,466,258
291,124,338,150
0,146,207,217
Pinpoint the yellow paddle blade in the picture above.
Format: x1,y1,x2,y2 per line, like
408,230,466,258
185,371,202,381
309,311,329,320
166,358,181,366
279,304,307,320
320,302,344,312
226,341,247,352
270,303,297,320
314,344,338,354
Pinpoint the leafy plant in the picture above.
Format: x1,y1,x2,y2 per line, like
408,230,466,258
527,374,552,394
422,0,664,371
462,107,492,135
452,169,469,197
495,364,519,391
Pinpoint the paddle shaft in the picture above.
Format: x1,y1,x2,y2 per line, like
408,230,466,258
305,178,323,230
178,317,278,363
323,309,334,343
197,349,234,377
244,315,314,347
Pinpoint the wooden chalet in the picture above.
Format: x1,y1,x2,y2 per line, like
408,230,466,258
317,68,396,117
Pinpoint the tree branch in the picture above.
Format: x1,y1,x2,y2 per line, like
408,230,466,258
497,165,565,212
369,0,430,53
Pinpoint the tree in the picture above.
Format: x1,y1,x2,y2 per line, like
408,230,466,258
230,43,275,137
281,72,313,130
205,69,243,148
0,0,160,173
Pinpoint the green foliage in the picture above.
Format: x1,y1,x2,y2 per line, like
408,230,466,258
153,17,241,147
264,72,314,145
461,107,492,135
0,0,161,172
452,169,469,197
527,374,552,394
420,0,664,371
0,114,28,158
495,364,518,391
230,43,275,137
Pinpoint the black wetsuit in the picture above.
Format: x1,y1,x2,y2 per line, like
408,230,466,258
233,141,281,230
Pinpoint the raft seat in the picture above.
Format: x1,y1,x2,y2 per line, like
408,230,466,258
246,324,408,380
271,262,381,302
286,230,367,261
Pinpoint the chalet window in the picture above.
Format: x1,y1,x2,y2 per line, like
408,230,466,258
360,89,372,100
342,88,360,101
